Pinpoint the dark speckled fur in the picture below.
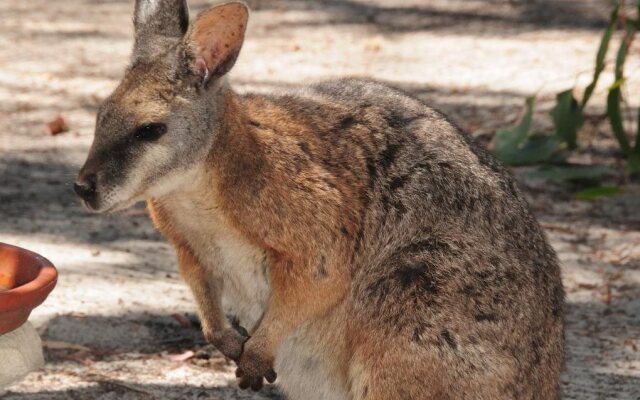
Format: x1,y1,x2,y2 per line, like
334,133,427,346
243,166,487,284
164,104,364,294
244,79,565,398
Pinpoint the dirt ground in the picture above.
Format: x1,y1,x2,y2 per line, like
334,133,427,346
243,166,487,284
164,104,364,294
1,0,639,399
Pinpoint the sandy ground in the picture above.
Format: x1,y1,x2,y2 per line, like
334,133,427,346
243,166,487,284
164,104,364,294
1,0,640,398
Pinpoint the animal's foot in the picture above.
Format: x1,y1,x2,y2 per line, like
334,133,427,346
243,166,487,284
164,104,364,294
235,339,277,391
206,327,249,361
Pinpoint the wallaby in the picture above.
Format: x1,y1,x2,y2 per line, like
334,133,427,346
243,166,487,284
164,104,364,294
74,1,565,399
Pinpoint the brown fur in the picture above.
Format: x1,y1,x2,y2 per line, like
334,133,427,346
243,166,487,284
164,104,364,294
75,1,565,398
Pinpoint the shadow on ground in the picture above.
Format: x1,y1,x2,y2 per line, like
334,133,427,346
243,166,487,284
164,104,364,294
10,295,640,399
0,154,160,245
3,382,282,400
42,312,206,354
244,0,610,34
562,297,640,399
3,0,611,41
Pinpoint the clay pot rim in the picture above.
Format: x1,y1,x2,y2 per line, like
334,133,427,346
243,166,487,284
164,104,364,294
0,243,58,313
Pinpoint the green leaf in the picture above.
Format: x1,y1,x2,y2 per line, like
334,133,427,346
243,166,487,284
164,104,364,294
527,165,615,184
575,186,623,200
507,135,561,165
497,137,561,166
606,14,638,166
496,96,535,153
496,97,562,165
635,107,640,154
581,4,618,108
609,77,626,91
607,87,631,154
614,32,629,80
550,90,584,150
612,17,637,82
627,152,640,176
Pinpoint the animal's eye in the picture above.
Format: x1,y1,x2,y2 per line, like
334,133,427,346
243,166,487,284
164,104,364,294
134,123,167,141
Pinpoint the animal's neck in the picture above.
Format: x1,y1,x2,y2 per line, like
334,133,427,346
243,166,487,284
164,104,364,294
199,87,266,214
209,89,258,162
164,85,267,233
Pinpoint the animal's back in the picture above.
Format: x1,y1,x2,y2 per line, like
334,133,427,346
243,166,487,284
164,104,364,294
245,78,564,399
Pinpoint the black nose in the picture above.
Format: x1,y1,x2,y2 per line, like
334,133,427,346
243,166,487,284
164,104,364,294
74,174,97,201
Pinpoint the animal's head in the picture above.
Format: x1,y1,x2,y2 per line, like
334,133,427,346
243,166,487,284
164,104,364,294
74,0,248,212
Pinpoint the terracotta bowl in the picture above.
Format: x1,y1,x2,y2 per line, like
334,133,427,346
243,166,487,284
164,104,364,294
0,243,57,335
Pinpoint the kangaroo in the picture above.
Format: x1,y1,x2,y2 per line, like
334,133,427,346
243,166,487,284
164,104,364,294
74,1,565,399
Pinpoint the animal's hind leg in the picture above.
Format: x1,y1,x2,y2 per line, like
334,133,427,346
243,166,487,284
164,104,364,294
348,338,518,400
348,342,450,400
345,255,522,400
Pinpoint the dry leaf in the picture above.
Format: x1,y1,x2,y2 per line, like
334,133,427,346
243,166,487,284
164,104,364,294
624,339,638,352
171,313,193,328
601,285,612,305
168,350,195,362
43,340,92,352
364,38,383,52
577,283,599,290
45,116,69,135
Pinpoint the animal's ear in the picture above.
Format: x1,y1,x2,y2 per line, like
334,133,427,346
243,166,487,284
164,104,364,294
185,1,249,86
133,0,189,62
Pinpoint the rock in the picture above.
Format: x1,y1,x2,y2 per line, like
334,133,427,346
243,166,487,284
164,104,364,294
0,322,44,393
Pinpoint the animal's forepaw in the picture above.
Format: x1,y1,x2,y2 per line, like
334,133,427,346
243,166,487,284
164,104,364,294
207,327,249,361
235,341,277,391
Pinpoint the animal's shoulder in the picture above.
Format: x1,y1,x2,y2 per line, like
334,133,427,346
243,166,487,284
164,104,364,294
276,78,440,121
241,79,513,190
241,78,446,141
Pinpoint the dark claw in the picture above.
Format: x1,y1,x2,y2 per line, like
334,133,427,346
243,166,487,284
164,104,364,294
234,345,275,391
251,378,263,391
265,369,277,383
236,325,250,338
238,377,250,390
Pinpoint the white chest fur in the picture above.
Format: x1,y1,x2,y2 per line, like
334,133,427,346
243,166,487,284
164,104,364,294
157,191,345,400
161,193,271,332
